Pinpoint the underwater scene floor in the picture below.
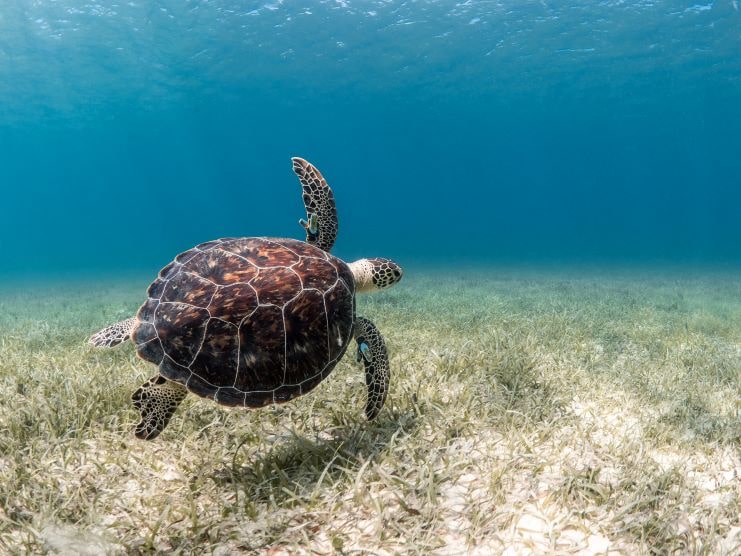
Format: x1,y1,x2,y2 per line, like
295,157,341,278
0,268,739,554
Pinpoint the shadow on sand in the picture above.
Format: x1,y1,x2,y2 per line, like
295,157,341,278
210,410,419,506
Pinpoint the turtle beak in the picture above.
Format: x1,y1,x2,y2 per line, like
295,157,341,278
389,262,403,284
379,259,403,287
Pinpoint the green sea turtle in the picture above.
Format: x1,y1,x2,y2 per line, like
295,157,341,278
90,157,403,440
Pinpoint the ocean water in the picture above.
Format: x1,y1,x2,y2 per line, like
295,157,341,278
2,4,741,551
1,1,740,277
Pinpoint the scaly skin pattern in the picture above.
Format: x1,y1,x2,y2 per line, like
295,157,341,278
354,317,390,420
367,258,403,290
348,258,403,293
292,157,338,253
89,317,136,348
131,376,188,440
131,237,356,409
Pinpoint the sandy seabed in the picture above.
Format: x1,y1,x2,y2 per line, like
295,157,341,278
0,267,739,554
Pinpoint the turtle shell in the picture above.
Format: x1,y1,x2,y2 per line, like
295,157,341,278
131,237,356,408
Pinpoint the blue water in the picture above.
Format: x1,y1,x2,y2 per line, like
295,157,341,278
1,1,740,276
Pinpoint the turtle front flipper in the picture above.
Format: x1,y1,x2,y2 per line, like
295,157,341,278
131,376,188,440
354,317,390,420
291,157,338,252
89,317,136,348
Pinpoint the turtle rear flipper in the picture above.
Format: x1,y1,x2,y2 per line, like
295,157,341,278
132,376,188,440
354,317,390,420
291,157,338,252
89,317,136,348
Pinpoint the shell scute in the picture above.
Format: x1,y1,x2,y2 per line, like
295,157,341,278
273,384,300,403
284,289,330,382
208,283,258,325
158,261,180,278
183,370,216,399
161,271,216,307
324,282,355,361
244,390,273,408
158,356,194,395
291,256,337,290
196,239,223,251
214,388,246,406
156,302,210,366
139,338,164,364
133,323,163,363
250,267,302,306
137,298,159,324
336,263,355,296
235,305,285,392
132,321,156,343
191,318,239,386
147,278,167,299
220,238,301,268
183,249,258,285
175,249,200,264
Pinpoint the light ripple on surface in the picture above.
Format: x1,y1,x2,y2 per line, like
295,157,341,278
0,0,737,122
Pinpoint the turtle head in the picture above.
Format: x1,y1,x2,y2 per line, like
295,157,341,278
348,258,403,294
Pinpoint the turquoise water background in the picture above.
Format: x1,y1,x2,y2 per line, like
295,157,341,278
1,1,739,276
